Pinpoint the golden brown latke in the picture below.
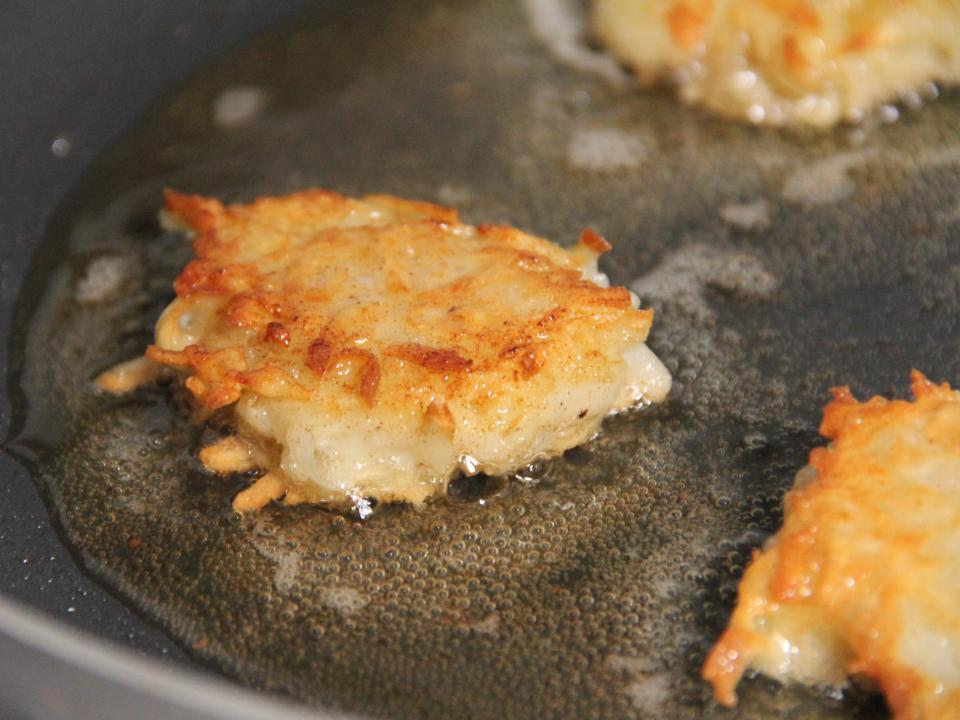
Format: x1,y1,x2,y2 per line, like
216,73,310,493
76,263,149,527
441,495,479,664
705,371,960,719
109,190,670,512
594,0,960,127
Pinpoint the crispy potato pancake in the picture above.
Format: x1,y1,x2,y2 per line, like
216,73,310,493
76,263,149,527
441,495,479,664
120,190,669,512
704,371,960,719
593,0,960,127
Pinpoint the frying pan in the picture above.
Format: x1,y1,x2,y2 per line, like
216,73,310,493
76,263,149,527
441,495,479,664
1,1,958,719
0,2,321,718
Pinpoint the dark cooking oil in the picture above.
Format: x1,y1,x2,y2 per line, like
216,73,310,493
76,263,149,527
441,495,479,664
7,0,960,718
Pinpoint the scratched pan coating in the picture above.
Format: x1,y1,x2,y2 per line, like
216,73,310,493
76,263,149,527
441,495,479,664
9,0,960,718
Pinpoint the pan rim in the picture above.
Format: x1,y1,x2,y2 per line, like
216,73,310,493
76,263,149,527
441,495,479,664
0,590,357,719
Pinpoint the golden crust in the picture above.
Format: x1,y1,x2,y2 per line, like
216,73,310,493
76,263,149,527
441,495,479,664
594,0,960,127
149,190,648,412
197,436,256,475
146,189,666,510
704,371,960,719
232,473,287,514
94,356,168,394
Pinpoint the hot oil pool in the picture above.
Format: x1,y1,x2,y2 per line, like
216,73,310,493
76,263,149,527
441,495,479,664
8,1,960,718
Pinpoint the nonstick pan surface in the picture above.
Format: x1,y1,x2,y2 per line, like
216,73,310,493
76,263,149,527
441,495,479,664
3,1,960,719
